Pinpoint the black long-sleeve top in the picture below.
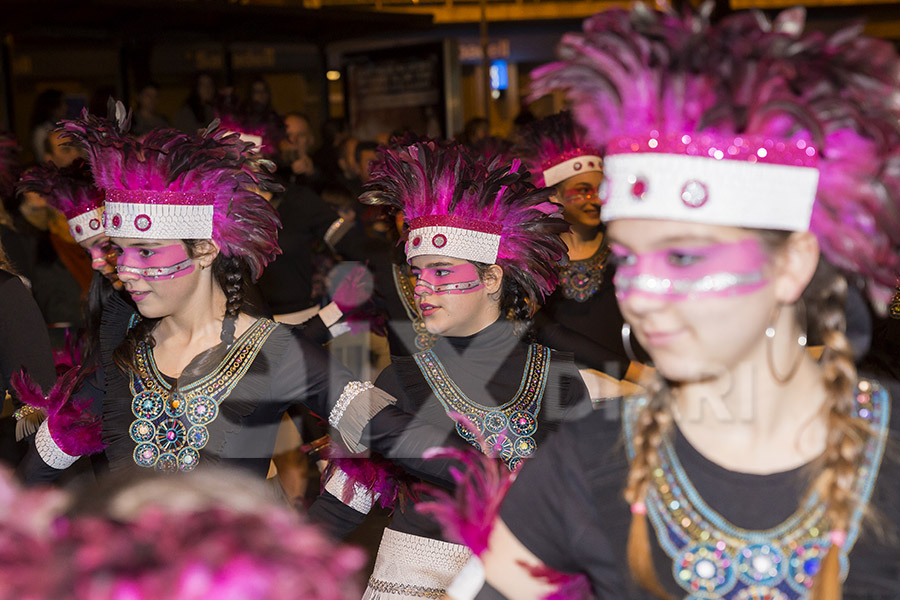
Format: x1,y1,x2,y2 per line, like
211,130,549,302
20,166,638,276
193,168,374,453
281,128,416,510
309,318,593,540
0,269,56,403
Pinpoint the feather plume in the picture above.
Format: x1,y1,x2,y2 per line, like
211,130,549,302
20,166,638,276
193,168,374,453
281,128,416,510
52,330,84,376
10,367,105,456
321,454,406,510
214,98,285,159
531,4,900,313
414,415,517,556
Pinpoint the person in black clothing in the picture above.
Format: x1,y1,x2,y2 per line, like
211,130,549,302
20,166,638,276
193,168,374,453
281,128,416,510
446,6,900,599
0,255,56,466
309,139,591,598
518,112,646,388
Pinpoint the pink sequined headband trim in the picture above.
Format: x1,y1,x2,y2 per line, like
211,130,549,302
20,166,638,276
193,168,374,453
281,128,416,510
104,189,216,206
607,132,818,168
540,146,604,171
408,214,503,235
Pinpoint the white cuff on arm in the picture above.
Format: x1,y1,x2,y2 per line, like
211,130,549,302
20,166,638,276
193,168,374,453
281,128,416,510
329,381,394,453
446,555,486,600
324,467,381,514
35,420,80,469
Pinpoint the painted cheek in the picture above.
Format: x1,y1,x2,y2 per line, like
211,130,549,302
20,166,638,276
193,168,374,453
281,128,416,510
416,264,484,295
117,244,195,281
615,239,769,301
89,247,110,271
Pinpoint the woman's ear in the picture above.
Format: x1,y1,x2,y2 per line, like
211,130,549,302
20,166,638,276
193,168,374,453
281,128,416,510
483,264,504,296
193,240,221,269
773,231,819,304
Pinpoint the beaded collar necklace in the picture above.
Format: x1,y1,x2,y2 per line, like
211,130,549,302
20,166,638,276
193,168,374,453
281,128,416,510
414,343,550,471
128,317,277,472
624,379,890,599
558,244,610,302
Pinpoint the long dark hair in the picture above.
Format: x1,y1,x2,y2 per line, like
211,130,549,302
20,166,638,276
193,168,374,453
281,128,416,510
471,261,535,341
82,272,123,363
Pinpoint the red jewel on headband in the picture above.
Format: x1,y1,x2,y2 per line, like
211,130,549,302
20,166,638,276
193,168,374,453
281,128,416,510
74,225,83,235
573,162,583,171
135,214,152,232
631,178,647,199
432,234,447,248
89,218,101,230
111,214,122,228
412,236,422,247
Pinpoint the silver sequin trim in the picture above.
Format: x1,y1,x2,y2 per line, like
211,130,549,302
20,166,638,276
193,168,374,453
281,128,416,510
366,578,444,599
35,420,79,470
329,380,375,428
325,468,380,514
616,270,765,296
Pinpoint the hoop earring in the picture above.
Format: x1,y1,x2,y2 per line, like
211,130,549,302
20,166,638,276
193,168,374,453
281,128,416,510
765,300,808,384
622,322,639,363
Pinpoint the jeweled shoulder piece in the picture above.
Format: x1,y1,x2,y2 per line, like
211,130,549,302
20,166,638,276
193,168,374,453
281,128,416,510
414,344,550,471
128,318,277,472
623,379,890,599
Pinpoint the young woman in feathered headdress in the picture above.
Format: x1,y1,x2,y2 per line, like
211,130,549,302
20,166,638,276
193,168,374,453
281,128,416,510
307,138,592,599
518,112,648,399
442,5,900,600
16,106,474,491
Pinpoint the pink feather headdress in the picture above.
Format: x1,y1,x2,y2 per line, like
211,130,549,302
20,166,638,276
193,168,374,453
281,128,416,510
516,112,603,188
532,4,900,313
62,102,282,280
0,468,366,600
361,139,569,304
17,160,105,243
215,99,284,158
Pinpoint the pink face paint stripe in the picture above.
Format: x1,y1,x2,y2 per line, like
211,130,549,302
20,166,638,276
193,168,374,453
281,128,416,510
413,263,485,296
611,238,770,301
116,244,196,281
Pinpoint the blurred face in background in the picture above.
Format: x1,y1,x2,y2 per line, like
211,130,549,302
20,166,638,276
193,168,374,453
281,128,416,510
359,148,378,183
556,171,603,230
339,137,360,179
251,81,270,108
138,85,159,115
285,115,313,156
44,130,81,168
197,74,215,104
80,232,121,289
18,191,50,230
